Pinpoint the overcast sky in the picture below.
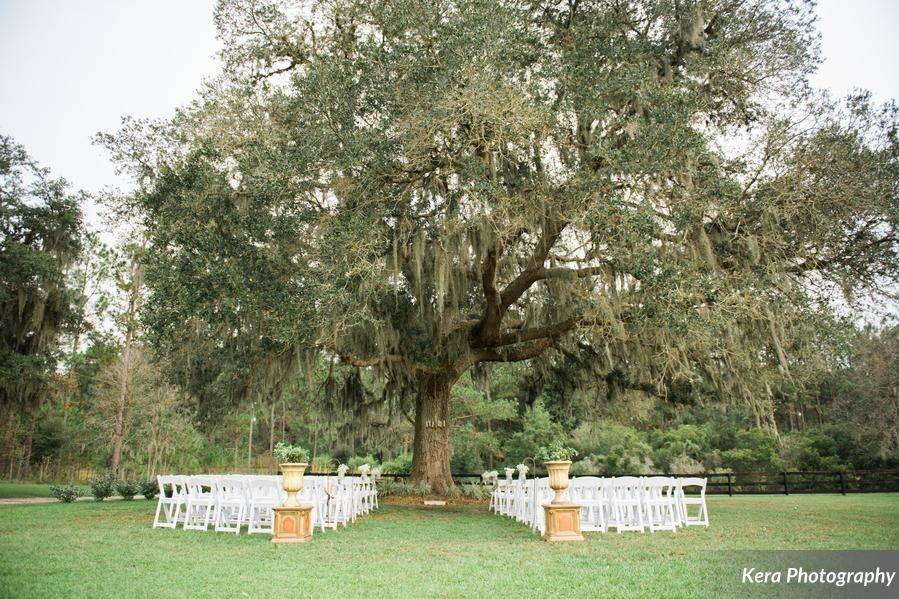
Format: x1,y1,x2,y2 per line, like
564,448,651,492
1,0,897,204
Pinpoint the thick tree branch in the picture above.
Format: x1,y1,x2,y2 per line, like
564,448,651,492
495,316,583,347
498,219,568,313
473,338,554,363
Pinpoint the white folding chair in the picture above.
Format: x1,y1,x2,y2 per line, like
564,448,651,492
676,477,709,527
611,476,645,532
183,476,218,531
644,477,678,532
214,476,247,534
247,477,281,535
571,476,607,532
152,475,186,529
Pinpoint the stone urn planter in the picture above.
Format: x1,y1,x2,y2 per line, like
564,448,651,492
544,460,572,504
279,462,308,507
273,462,312,543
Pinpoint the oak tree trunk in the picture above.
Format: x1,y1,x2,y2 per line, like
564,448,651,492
410,371,457,495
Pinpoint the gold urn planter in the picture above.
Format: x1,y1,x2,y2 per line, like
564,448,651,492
542,459,583,542
279,462,307,507
544,460,572,504
273,462,313,543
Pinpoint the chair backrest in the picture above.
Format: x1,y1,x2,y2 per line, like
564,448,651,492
217,476,246,498
189,475,217,496
248,476,280,500
157,475,177,498
610,476,644,500
571,476,603,487
172,475,189,497
678,477,707,494
644,476,676,496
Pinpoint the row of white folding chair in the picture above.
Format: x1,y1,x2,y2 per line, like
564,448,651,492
154,475,283,534
153,474,376,535
493,476,708,534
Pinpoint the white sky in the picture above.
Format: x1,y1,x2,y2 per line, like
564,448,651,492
0,0,897,203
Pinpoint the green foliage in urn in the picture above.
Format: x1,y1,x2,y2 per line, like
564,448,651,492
537,441,578,463
274,442,309,464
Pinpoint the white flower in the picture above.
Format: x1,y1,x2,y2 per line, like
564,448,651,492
516,463,529,478
337,464,349,475
504,467,515,480
358,463,371,475
371,466,382,479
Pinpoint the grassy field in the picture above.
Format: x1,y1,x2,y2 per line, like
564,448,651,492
0,482,89,499
0,494,896,598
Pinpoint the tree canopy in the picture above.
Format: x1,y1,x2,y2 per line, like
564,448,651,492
103,0,898,492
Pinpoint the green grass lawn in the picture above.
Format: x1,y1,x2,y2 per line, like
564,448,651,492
0,482,89,499
0,494,896,598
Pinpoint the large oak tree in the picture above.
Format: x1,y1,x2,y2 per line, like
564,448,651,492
104,0,897,492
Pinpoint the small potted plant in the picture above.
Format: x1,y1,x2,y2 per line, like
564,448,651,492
274,442,310,507
503,467,515,482
536,441,578,504
337,463,349,482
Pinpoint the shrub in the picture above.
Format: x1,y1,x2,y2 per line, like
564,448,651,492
780,427,849,471
502,401,567,465
381,453,413,474
115,479,139,500
311,454,335,473
569,457,598,476
574,424,652,474
650,424,710,472
347,454,379,473
393,482,413,496
138,479,158,500
376,479,397,497
445,484,462,499
720,428,782,472
49,484,82,503
90,473,115,501
412,482,432,496
450,424,487,473
461,484,487,500
273,442,309,463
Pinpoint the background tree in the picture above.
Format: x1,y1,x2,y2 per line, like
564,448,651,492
102,0,897,492
0,135,82,476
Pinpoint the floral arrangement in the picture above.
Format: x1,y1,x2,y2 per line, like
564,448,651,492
536,440,578,462
337,463,349,480
516,463,529,479
273,442,310,464
371,466,382,479
503,467,515,480
358,463,372,476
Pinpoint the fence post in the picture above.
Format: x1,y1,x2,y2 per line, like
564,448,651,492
727,472,733,496
839,471,847,495
782,471,789,495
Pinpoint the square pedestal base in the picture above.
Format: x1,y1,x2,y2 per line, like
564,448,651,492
272,504,313,543
542,503,584,542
